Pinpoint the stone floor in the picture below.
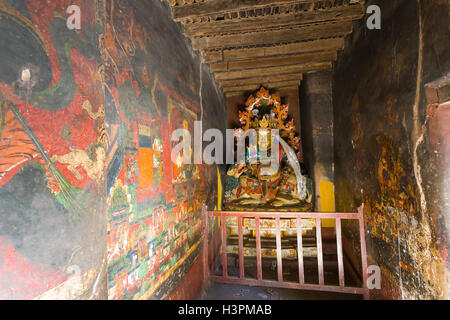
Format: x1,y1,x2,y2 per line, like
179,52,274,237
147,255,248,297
200,282,363,300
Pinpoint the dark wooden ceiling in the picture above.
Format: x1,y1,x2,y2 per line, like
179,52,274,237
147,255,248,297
167,0,366,97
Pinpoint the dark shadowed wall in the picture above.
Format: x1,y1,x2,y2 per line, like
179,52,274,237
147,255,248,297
333,0,449,299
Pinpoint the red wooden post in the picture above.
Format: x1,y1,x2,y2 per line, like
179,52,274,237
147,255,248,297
238,217,244,279
202,204,209,288
221,213,228,278
275,217,283,282
213,218,221,272
255,217,262,281
335,218,345,287
211,219,215,271
358,204,369,299
316,218,324,286
296,217,304,285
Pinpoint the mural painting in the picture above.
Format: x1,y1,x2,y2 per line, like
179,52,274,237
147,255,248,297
0,0,106,299
103,0,224,299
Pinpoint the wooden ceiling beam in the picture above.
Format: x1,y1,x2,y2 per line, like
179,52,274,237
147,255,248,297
222,80,301,92
172,0,314,21
192,21,353,51
202,37,344,63
202,51,224,63
225,85,300,97
210,51,337,72
218,73,303,88
263,37,344,56
184,5,364,38
214,61,332,81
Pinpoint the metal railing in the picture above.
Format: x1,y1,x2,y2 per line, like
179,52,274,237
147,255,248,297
202,205,369,299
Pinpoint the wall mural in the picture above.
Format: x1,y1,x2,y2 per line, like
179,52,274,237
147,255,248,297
0,0,224,300
0,0,106,299
102,0,223,300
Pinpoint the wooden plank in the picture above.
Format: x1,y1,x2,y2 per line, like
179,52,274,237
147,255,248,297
255,217,262,281
222,80,300,93
238,217,245,279
275,217,283,282
210,62,228,72
225,86,299,97
212,51,337,72
192,21,353,50
212,38,344,63
222,80,301,91
222,47,266,62
202,50,223,63
335,218,345,287
214,62,332,81
184,5,364,37
316,218,324,286
219,73,303,87
173,0,314,21
209,211,361,219
225,92,250,97
425,72,450,104
264,37,345,56
296,218,305,285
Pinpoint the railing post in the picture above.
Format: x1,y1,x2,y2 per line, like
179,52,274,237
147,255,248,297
335,218,345,287
275,217,283,282
238,216,244,279
255,217,262,281
358,204,369,299
202,204,209,288
221,212,228,278
316,218,324,286
296,218,304,285
208,210,369,298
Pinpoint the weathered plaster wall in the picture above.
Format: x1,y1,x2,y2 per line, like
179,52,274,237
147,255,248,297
0,0,107,299
103,0,226,300
333,0,449,299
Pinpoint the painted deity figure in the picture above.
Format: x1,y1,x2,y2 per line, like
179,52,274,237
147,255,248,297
224,88,313,211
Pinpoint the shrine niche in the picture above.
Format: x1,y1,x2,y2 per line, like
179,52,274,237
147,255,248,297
224,87,313,212
223,87,317,263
